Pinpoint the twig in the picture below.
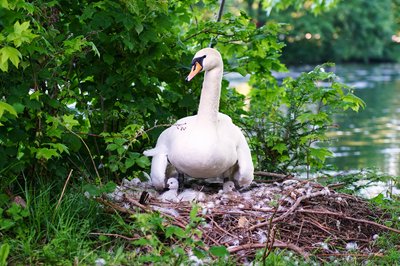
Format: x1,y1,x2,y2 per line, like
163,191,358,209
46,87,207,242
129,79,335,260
318,252,384,258
227,241,309,259
55,169,73,211
68,130,101,182
298,209,400,234
327,182,346,189
208,216,237,239
273,189,330,223
254,171,292,179
295,219,304,246
95,197,136,215
249,189,330,231
262,204,280,264
254,172,293,184
124,195,149,212
209,0,226,47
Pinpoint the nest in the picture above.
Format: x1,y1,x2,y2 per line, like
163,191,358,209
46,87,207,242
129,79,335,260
96,173,400,263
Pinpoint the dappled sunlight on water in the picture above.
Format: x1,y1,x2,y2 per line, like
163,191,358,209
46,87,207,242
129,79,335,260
322,64,400,176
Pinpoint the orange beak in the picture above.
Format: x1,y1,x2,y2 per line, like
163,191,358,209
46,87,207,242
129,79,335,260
186,62,203,82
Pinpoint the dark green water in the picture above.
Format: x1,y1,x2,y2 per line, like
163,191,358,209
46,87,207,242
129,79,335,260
323,64,400,175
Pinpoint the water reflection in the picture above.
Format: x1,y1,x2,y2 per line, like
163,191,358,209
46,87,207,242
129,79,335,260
323,64,400,175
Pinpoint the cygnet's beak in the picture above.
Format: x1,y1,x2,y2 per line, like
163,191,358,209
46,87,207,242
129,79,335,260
186,62,202,82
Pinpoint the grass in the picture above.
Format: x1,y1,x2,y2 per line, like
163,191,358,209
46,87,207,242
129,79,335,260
1,172,400,265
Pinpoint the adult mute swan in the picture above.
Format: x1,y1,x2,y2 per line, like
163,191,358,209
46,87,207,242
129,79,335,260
144,48,254,190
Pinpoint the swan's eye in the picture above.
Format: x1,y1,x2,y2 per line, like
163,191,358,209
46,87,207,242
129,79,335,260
186,55,207,82
191,55,207,71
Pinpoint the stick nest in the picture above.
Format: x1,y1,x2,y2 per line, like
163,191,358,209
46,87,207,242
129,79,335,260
97,176,400,262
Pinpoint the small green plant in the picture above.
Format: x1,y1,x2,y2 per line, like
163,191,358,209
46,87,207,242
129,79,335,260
0,199,29,235
102,124,150,177
126,205,223,265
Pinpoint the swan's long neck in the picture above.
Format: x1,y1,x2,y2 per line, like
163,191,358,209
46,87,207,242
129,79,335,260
197,66,223,124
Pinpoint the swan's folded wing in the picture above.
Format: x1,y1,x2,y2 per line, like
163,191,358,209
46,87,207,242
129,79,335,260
235,128,254,187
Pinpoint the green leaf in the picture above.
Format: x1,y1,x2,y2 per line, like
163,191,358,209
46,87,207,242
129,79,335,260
209,246,229,257
102,181,117,193
136,155,150,168
0,243,10,265
165,226,186,238
0,101,18,119
0,219,15,231
370,193,385,204
12,103,25,114
125,156,136,169
309,147,332,162
29,90,42,101
107,143,118,151
272,143,287,154
62,115,80,131
135,24,144,35
7,21,38,47
0,46,22,71
83,184,101,197
132,238,149,246
88,41,100,57
47,143,70,155
33,148,60,160
0,0,9,9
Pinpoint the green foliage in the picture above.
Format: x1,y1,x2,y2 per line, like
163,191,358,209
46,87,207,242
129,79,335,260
248,64,365,173
121,204,232,265
0,180,115,264
268,0,399,63
102,124,150,175
83,181,116,197
0,202,29,233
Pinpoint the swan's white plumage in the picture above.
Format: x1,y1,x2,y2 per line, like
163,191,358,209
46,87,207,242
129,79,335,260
145,48,254,190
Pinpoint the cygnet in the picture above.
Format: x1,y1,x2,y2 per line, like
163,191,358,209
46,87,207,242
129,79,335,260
159,178,206,202
158,178,179,202
219,181,236,194
178,188,206,202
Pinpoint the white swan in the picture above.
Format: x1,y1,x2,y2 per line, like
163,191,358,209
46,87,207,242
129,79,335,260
145,48,254,190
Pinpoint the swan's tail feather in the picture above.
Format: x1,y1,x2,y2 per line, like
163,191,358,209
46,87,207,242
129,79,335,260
143,148,157,157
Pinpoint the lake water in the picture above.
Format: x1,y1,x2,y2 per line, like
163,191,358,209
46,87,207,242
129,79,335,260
322,64,400,176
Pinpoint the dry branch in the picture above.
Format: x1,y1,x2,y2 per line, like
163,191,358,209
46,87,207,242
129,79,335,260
298,209,400,234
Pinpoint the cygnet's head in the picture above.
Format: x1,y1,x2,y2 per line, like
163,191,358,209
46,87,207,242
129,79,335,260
186,48,223,81
166,178,179,190
223,181,236,193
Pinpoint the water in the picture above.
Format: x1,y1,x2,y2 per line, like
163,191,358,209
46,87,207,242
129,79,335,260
323,64,400,176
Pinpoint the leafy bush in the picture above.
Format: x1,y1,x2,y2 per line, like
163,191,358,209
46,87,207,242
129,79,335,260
247,64,365,174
